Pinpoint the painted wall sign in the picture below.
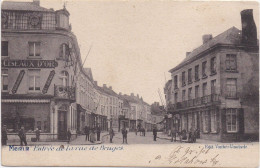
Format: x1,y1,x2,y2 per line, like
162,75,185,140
42,70,55,94
12,70,25,94
2,60,58,68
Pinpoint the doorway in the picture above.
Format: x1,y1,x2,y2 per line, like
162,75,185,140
58,110,67,140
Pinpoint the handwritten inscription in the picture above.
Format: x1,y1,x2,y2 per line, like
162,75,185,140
150,145,220,166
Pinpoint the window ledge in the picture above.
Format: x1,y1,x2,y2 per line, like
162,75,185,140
188,81,193,85
194,79,200,82
225,97,239,100
225,70,239,73
210,131,218,134
210,72,217,76
27,56,42,60
202,75,208,79
182,84,186,87
226,131,238,133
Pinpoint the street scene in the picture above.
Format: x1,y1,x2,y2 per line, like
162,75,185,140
1,0,259,147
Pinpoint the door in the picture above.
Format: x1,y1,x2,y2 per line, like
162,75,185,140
58,111,67,140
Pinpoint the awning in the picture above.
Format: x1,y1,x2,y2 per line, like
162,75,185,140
2,99,50,103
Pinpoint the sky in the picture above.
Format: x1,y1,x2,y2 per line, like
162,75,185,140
32,0,259,104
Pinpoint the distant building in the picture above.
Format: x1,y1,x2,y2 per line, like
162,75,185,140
165,9,259,142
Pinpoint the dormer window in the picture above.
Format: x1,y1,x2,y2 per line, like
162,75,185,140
56,9,70,30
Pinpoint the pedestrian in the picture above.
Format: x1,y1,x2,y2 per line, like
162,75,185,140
170,127,176,142
90,128,96,143
2,125,8,146
143,128,146,136
18,126,27,146
109,128,114,143
35,128,40,142
122,127,128,144
152,126,157,141
85,125,89,141
135,128,137,135
67,128,71,143
96,125,101,141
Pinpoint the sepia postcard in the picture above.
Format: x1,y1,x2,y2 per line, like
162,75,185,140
1,0,259,167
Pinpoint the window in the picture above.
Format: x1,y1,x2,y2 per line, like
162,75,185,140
59,43,70,59
210,57,216,74
28,70,40,91
188,88,192,100
29,42,41,57
211,80,216,94
37,121,41,130
1,41,8,56
203,111,210,133
202,61,207,77
182,90,186,101
182,71,186,86
226,54,237,71
195,85,199,98
202,82,207,96
188,68,192,84
226,109,238,132
1,69,8,91
210,110,217,132
60,71,69,87
226,79,237,98
195,65,199,81
174,75,178,89
174,92,178,103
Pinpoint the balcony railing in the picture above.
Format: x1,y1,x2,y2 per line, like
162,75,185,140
167,94,220,111
54,85,76,101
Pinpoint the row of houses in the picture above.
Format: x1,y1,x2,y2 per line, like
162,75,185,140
1,0,161,141
164,9,259,142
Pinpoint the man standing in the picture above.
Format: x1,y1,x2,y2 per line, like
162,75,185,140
2,125,8,146
35,128,40,142
109,128,114,143
96,125,101,141
67,129,71,143
122,127,128,144
18,126,27,146
152,126,157,141
170,127,176,142
85,126,89,141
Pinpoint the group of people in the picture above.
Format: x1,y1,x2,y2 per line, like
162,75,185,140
108,127,128,144
169,127,199,143
84,126,101,143
135,127,146,136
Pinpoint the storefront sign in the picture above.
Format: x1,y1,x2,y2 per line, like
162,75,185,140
2,60,58,68
12,70,25,94
42,70,55,94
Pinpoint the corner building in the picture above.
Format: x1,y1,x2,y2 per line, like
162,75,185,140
1,1,80,141
166,9,259,142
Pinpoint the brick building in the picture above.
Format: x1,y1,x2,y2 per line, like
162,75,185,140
165,9,259,142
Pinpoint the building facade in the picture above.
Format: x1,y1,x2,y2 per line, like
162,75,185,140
165,9,259,142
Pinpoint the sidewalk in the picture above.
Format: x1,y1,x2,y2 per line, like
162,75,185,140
6,132,109,146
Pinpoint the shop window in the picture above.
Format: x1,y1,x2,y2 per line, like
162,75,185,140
37,121,41,130
1,41,8,56
226,109,238,133
202,111,210,133
1,69,8,91
226,78,237,98
210,110,217,133
202,61,207,78
195,65,199,81
29,42,41,57
28,69,41,91
210,57,216,75
226,54,237,71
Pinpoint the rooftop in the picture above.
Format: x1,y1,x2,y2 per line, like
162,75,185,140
2,1,53,12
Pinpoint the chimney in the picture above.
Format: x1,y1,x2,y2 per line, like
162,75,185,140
202,34,213,44
186,52,191,57
94,81,97,86
131,93,134,97
103,84,107,88
119,92,122,95
33,0,40,6
241,9,257,45
109,86,112,90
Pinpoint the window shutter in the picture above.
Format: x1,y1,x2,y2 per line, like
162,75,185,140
221,109,227,133
238,108,244,134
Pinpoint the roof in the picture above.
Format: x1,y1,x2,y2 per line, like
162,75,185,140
84,68,93,81
102,87,118,97
2,1,53,12
169,27,241,73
